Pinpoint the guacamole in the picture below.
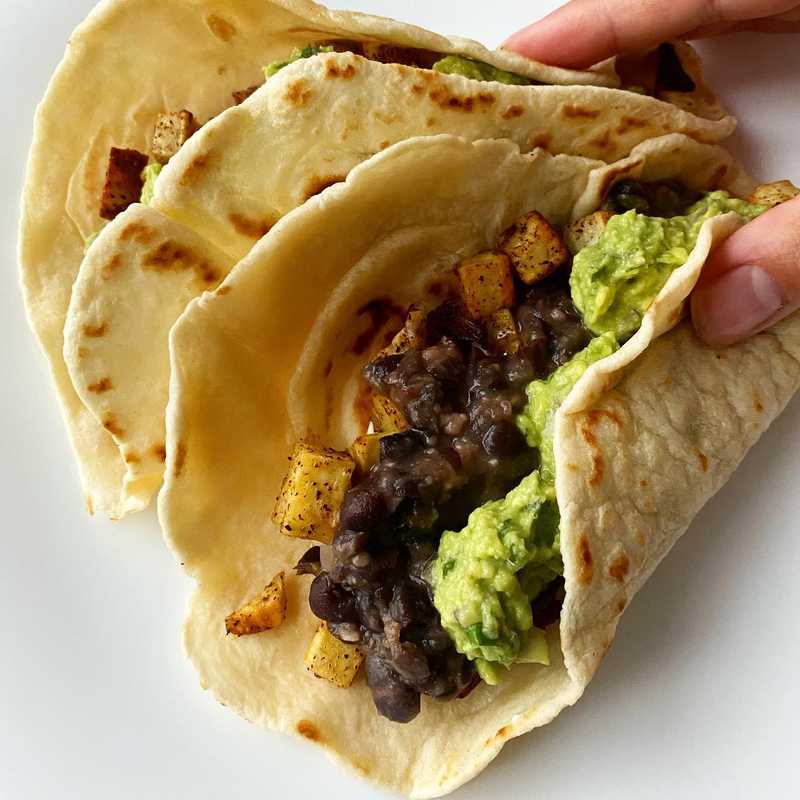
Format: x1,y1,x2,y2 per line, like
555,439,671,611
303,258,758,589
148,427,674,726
140,163,162,206
432,55,534,86
264,44,335,78
571,192,765,340
432,336,615,684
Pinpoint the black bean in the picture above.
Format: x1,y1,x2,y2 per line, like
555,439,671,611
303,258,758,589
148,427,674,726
363,354,403,391
308,573,357,623
365,655,421,723
339,488,387,531
379,429,426,461
294,546,321,576
482,421,526,458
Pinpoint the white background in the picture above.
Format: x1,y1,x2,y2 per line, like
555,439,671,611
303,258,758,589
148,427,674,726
1,2,799,798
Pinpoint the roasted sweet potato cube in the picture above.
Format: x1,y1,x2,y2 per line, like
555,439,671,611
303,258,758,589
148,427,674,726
232,85,262,105
99,147,148,221
379,306,425,358
371,394,408,434
565,210,612,254
151,110,198,165
500,211,569,284
457,251,515,320
225,572,287,636
748,180,800,209
349,433,384,474
486,309,520,356
304,622,364,688
271,442,355,544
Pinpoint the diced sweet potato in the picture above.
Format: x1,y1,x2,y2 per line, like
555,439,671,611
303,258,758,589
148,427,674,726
379,306,425,358
371,394,408,434
349,433,384,474
457,251,515,320
99,147,148,221
500,211,569,284
151,110,198,165
225,572,287,636
271,442,355,544
564,210,612,254
748,180,800,209
304,622,364,688
486,309,520,356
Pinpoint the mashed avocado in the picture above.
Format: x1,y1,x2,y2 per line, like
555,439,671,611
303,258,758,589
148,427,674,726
432,55,534,86
140,163,162,206
433,336,615,684
518,332,618,479
264,44,335,78
571,192,764,340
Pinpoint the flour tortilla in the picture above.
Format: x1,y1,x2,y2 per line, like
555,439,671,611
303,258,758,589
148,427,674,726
22,0,734,519
60,41,737,520
157,134,799,796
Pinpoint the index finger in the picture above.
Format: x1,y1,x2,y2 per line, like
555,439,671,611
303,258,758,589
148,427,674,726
502,0,799,69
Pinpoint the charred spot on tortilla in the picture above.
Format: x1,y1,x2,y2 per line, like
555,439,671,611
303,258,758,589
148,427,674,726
616,116,649,134
428,84,496,112
102,414,124,438
324,60,357,80
616,597,627,615
580,419,604,486
351,298,405,356
296,720,322,741
608,553,630,583
87,377,113,394
215,285,232,296
101,254,122,280
99,147,148,220
120,222,155,244
83,322,108,338
228,212,274,239
174,442,187,477
179,153,210,186
502,104,524,120
529,132,552,150
205,14,237,42
152,443,167,462
577,535,594,585
303,175,346,202
232,85,261,105
694,449,709,473
562,104,600,120
151,111,198,165
124,451,140,464
753,395,765,413
285,79,312,107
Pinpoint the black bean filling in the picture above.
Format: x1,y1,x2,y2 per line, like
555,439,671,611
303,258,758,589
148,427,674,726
305,272,590,722
603,179,703,218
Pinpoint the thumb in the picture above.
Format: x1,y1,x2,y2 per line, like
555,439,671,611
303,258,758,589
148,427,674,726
691,196,800,347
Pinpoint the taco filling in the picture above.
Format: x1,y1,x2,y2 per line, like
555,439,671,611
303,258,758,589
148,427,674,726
242,176,788,724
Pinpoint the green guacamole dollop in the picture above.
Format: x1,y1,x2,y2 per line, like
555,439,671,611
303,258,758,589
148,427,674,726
571,192,764,340
140,163,162,206
263,44,335,79
432,335,615,684
432,55,534,86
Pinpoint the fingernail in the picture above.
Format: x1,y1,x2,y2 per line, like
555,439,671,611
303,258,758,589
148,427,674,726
692,265,784,347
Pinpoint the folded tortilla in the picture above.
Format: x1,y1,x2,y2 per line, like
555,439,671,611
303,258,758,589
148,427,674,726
157,133,800,797
52,3,736,517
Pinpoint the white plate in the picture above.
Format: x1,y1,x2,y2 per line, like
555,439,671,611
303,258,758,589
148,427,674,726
1,2,798,798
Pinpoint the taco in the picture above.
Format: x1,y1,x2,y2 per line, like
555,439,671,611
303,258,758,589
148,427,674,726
47,3,735,520
157,132,799,796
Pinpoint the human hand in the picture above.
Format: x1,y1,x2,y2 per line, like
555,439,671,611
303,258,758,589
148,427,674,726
503,0,800,70
505,0,800,347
